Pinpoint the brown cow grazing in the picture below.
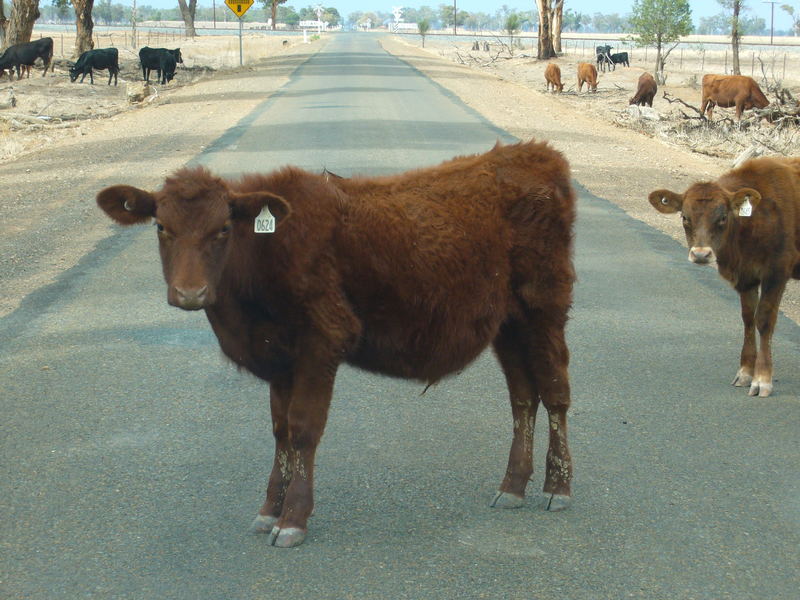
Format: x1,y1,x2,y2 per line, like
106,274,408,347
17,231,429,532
701,74,769,121
544,63,563,93
97,140,577,547
629,72,657,107
648,157,800,397
577,62,598,93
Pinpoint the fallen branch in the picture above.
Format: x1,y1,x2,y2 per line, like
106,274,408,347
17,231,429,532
662,91,704,119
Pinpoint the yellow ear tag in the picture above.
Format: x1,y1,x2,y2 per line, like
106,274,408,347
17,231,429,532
255,205,276,233
739,198,753,217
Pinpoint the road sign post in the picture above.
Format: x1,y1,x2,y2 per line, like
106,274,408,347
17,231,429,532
224,0,254,66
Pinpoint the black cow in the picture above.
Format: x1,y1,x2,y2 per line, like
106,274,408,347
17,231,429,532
69,48,119,86
610,52,630,69
158,52,177,84
0,37,54,80
139,47,182,83
595,44,612,72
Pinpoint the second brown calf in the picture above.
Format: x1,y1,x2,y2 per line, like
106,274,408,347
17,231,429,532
648,157,800,397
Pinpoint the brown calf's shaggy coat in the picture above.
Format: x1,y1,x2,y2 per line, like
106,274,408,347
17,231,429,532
97,140,577,547
649,157,800,397
577,62,598,93
700,74,769,121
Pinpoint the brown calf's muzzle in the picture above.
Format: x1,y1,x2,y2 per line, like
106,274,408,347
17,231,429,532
169,284,209,311
688,246,714,265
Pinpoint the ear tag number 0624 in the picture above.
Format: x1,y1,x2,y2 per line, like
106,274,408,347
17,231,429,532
255,205,276,233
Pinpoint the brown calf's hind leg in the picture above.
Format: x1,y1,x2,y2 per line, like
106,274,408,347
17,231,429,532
750,279,787,397
491,322,538,509
491,309,572,512
529,309,572,511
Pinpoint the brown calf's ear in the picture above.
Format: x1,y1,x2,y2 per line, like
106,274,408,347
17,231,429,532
730,188,762,216
229,191,292,227
97,185,156,225
648,190,683,214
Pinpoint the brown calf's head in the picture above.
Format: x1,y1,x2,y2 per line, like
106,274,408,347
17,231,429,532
648,183,761,264
97,167,291,310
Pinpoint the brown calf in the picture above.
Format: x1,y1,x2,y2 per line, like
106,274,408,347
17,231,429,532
648,157,800,397
629,72,657,107
700,74,769,121
97,140,577,547
544,63,563,93
577,62,598,93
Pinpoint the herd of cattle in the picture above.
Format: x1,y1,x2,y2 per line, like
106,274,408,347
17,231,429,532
543,43,771,121
0,36,183,85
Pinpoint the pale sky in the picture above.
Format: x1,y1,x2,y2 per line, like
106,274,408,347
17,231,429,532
141,1,797,31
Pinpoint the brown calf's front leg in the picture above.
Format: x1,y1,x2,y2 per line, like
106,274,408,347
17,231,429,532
252,377,293,535
265,351,337,548
733,287,758,389
749,279,787,397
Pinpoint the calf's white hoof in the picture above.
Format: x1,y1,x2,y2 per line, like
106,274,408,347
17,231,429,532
490,490,524,509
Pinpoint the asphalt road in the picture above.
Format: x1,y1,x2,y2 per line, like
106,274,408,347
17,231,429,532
2,33,799,599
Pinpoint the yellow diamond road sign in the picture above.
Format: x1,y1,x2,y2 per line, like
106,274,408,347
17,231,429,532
225,0,253,18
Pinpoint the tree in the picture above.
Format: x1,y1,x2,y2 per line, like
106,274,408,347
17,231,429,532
261,0,287,30
51,0,94,55
782,4,800,35
504,12,522,50
551,0,564,53
177,0,196,37
3,0,40,48
562,9,587,32
417,17,429,47
534,0,555,58
718,0,745,75
629,0,693,84
0,0,7,47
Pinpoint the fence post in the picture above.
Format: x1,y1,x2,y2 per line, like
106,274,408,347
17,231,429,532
724,51,727,73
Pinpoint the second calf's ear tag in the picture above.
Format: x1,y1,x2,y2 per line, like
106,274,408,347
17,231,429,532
739,198,753,217
255,205,276,233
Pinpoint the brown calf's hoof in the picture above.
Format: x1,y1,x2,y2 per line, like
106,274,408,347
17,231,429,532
490,490,524,509
748,381,773,398
543,493,571,512
250,514,278,534
732,368,753,387
268,526,307,547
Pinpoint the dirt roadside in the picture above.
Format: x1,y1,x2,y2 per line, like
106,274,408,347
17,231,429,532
2,32,799,325
0,40,320,318
380,35,800,325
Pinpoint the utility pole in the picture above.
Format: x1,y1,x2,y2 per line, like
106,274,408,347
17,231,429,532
763,1,778,45
453,0,456,35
